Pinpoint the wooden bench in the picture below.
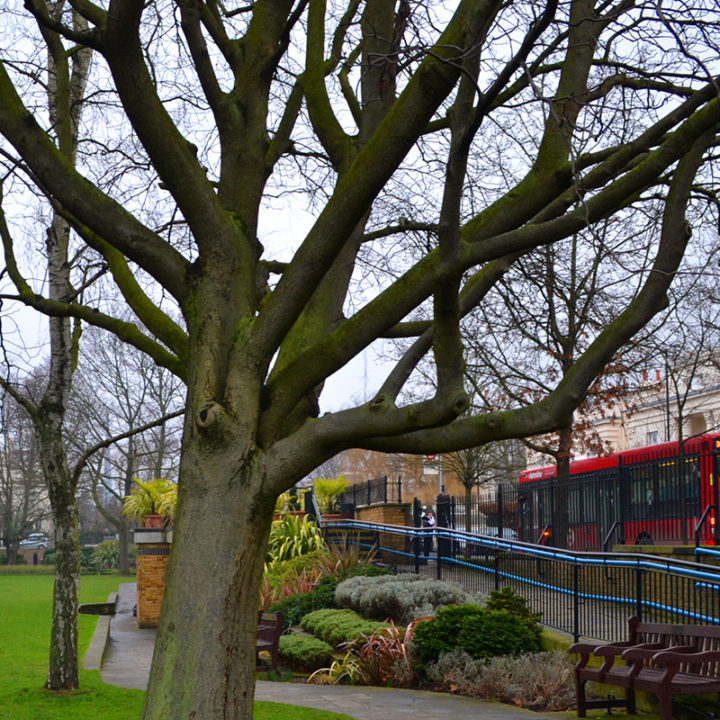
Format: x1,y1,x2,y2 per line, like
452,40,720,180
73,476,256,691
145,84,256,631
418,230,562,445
570,617,720,720
255,610,283,673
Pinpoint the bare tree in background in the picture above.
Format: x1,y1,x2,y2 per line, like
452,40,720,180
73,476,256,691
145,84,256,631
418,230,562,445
70,327,183,572
0,384,49,564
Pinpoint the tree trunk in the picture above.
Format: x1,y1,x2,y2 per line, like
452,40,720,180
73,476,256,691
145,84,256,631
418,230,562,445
119,519,130,575
39,427,80,690
554,426,572,550
119,444,136,575
4,540,18,566
38,209,81,689
141,433,275,720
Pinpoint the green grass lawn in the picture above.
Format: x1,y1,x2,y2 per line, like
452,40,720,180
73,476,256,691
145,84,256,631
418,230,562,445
0,573,351,720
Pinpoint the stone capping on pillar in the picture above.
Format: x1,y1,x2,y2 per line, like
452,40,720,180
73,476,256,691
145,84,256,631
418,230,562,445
133,526,172,629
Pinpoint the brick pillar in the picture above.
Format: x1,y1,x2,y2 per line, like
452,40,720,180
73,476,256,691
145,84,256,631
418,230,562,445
134,528,171,628
355,503,411,557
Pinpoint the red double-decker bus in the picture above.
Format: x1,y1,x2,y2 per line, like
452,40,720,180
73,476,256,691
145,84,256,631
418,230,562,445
517,433,720,550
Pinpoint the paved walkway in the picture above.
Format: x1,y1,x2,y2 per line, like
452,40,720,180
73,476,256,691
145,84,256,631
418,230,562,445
95,583,564,720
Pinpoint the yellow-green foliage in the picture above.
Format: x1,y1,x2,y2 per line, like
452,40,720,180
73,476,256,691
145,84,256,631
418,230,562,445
267,514,325,568
278,634,334,671
122,478,177,524
313,475,349,513
300,608,386,647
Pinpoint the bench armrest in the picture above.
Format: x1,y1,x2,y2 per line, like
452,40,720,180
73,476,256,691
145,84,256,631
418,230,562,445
591,642,636,657
619,642,666,661
595,642,664,657
569,642,603,656
652,648,720,667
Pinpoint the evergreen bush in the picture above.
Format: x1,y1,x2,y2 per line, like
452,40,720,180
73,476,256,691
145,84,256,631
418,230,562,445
425,649,576,711
335,573,470,623
411,603,541,666
484,586,541,622
300,608,386,647
264,549,326,592
79,546,96,569
269,563,390,629
92,540,120,570
278,633,334,671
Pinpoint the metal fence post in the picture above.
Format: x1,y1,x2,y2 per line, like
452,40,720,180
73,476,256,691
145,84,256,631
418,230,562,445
498,484,504,539
635,566,643,621
414,527,420,574
436,530,442,580
573,562,580,642
494,547,500,591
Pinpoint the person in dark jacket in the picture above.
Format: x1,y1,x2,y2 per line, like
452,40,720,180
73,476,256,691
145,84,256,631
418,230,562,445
421,506,435,556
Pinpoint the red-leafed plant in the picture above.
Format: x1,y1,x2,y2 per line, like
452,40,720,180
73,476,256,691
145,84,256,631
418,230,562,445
353,618,427,687
259,565,321,610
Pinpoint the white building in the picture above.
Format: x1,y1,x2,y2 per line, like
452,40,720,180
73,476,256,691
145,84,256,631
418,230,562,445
526,354,720,469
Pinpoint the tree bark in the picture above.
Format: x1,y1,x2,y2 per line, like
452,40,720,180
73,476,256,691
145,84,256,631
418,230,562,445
37,418,80,690
554,425,573,550
141,430,274,720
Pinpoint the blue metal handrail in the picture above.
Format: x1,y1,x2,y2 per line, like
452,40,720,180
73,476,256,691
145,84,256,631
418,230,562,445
326,519,720,640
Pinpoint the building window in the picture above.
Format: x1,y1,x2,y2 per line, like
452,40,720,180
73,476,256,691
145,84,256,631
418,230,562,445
646,431,659,446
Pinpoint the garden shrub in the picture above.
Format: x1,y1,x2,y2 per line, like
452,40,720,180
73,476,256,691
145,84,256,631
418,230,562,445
455,609,540,659
425,649,576,712
335,573,469,623
278,633,334,672
43,550,56,565
261,565,320,611
264,550,326,592
92,540,120,570
312,540,378,576
80,546,96,569
266,514,325,567
484,586,541,622
352,619,422,688
269,563,390,629
300,608,386,647
411,603,541,666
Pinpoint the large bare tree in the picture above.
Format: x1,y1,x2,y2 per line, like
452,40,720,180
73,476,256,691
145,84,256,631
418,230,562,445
0,1,718,717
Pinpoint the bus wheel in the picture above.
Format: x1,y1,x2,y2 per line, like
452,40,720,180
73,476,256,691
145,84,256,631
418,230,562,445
635,531,653,545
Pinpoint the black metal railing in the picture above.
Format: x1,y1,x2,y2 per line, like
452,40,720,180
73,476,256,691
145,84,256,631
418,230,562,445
325,520,720,643
337,475,403,508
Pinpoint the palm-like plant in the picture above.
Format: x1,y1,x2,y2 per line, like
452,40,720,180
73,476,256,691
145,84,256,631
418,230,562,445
266,514,324,567
122,478,178,526
313,475,349,513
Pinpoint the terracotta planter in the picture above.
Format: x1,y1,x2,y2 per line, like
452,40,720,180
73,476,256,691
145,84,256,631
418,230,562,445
143,514,164,529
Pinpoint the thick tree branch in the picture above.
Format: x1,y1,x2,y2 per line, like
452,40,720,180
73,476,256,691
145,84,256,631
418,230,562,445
0,63,191,303
254,0,504,365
